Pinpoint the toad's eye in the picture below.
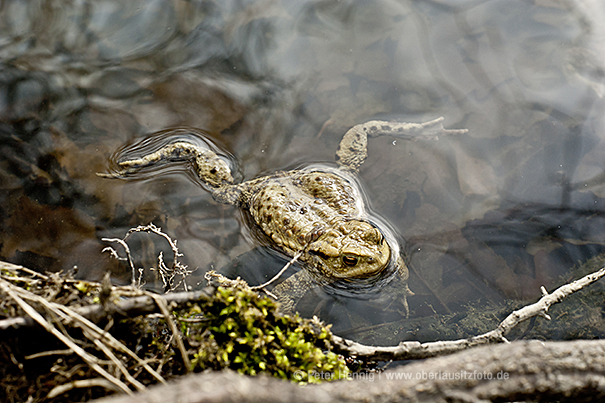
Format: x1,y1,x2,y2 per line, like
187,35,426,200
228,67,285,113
342,255,359,267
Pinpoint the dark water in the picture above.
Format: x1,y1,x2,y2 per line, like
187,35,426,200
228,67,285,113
2,0,605,343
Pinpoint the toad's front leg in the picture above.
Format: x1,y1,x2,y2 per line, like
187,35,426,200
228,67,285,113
336,117,468,172
272,270,317,316
273,258,413,318
393,256,413,317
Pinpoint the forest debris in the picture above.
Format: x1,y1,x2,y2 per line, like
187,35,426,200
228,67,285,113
146,292,191,372
0,260,349,402
0,260,214,332
2,260,605,364
0,277,135,396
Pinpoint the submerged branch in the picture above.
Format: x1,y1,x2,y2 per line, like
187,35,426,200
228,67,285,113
332,265,605,361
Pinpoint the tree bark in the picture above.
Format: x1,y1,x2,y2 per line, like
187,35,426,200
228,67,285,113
95,339,605,403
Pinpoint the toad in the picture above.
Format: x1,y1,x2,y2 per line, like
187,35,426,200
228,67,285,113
108,117,466,315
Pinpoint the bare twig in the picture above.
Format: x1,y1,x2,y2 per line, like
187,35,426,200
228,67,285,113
0,285,215,332
101,238,137,287
332,265,605,361
25,349,74,360
126,224,181,259
52,303,166,385
250,251,303,292
146,292,191,372
102,223,193,291
47,378,124,398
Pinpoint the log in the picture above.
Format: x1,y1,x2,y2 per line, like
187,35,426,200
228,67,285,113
94,339,605,403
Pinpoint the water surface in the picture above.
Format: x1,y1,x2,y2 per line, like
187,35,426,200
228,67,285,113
2,0,605,343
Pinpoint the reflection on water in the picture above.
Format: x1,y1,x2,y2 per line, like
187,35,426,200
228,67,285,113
1,0,605,343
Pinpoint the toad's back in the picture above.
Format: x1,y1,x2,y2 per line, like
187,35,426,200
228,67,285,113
240,170,364,255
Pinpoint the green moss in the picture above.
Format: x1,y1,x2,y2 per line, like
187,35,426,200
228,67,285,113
183,286,350,383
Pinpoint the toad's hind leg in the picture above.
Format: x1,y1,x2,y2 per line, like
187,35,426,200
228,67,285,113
113,142,234,189
336,117,468,172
